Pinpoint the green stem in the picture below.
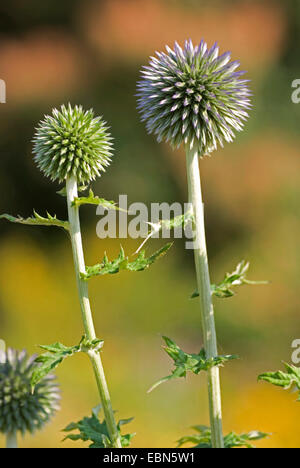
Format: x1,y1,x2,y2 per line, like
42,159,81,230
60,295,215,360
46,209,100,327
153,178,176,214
6,431,17,448
185,146,224,448
66,176,122,448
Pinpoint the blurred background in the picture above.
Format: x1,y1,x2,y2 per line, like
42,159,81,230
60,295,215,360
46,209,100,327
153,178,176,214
0,0,299,448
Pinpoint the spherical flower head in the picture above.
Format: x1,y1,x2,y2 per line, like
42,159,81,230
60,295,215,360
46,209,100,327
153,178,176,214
33,104,113,184
0,348,60,435
137,40,251,155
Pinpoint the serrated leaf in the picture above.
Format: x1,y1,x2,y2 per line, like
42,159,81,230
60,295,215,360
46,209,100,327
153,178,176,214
63,422,79,432
82,243,172,280
31,335,104,390
192,260,268,299
135,210,194,253
31,342,80,390
154,211,194,232
148,336,238,392
177,426,269,448
258,362,300,401
0,211,69,231
72,189,120,211
224,431,269,448
62,406,135,448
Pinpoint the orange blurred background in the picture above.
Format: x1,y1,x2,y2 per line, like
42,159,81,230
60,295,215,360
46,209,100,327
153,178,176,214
0,0,299,448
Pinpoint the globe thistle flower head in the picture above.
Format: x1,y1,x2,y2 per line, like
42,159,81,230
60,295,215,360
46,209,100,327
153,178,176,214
33,104,113,184
137,40,251,155
0,348,60,435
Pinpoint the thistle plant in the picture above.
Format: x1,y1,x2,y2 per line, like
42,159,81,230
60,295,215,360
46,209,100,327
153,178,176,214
137,40,256,448
1,104,170,448
0,346,60,448
32,104,124,447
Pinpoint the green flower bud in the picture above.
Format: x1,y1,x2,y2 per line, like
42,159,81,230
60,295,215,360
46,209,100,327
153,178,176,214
33,104,113,184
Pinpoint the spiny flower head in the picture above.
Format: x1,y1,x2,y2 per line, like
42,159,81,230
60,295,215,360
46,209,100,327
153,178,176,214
0,348,60,435
33,104,113,184
137,40,251,155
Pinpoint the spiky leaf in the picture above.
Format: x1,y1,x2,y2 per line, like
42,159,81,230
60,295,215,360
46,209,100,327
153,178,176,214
148,336,238,392
0,211,69,231
136,210,194,253
71,189,119,211
31,336,103,389
177,426,269,448
63,406,135,448
152,211,194,232
191,260,267,299
82,243,172,280
258,363,300,401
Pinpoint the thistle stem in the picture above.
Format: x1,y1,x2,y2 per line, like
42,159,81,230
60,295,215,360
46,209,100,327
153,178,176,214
185,146,224,448
6,431,17,448
66,176,122,448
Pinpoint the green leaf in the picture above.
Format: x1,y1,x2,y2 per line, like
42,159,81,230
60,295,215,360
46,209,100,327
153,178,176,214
72,189,120,211
0,211,69,231
30,335,104,390
82,243,172,280
258,362,300,401
57,185,88,197
62,406,135,448
153,211,194,232
192,260,268,299
223,431,269,448
135,210,194,253
148,336,238,392
177,426,269,448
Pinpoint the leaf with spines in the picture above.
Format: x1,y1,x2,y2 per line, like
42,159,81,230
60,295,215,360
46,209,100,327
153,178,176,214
148,336,238,392
82,243,172,280
191,260,267,299
151,210,194,233
31,336,103,390
63,405,135,448
0,211,69,231
136,210,194,253
72,189,119,211
177,426,269,448
258,363,300,401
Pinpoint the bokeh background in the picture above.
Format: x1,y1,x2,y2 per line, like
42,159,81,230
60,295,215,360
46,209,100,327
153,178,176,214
0,0,299,448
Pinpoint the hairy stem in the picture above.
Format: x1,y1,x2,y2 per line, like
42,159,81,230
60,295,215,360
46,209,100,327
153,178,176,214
6,431,17,448
66,176,122,448
185,146,224,448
